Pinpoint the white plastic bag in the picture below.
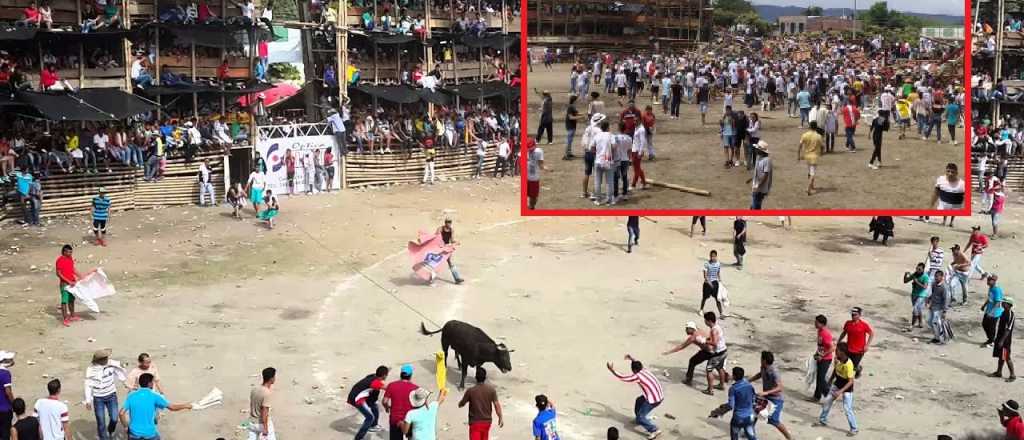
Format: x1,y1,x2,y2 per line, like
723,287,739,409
66,268,116,313
719,282,731,308
191,387,223,410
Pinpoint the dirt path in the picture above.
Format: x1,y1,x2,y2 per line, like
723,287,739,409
525,64,966,210
0,180,1017,440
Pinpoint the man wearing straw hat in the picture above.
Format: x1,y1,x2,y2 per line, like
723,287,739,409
84,348,127,440
401,387,447,440
748,140,771,210
0,351,14,440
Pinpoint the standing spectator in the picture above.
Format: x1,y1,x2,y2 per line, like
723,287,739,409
631,122,648,190
259,189,279,229
495,137,510,178
815,342,858,436
328,108,347,154
563,95,581,159
531,395,559,440
198,161,215,207
812,315,834,402
118,373,192,440
247,367,276,440
92,188,111,246
324,148,336,192
749,140,771,209
348,366,389,440
732,217,746,269
840,101,860,152
246,168,266,217
34,379,69,440
526,139,544,210
927,271,950,344
55,244,82,327
990,296,1018,382
626,216,640,254
313,149,325,191
606,354,663,440
534,89,553,145
83,349,126,440
437,218,464,284
982,274,1006,347
11,397,40,440
457,368,503,440
837,307,874,378
700,250,724,317
227,183,244,219
867,114,885,169
903,262,930,329
302,152,315,194
126,353,164,394
991,189,1006,237
0,352,13,440
402,388,446,440
285,149,296,195
383,364,419,440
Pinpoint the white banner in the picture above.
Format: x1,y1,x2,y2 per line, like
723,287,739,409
256,134,341,195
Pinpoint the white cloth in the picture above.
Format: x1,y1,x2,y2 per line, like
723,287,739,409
191,387,223,410
66,268,116,313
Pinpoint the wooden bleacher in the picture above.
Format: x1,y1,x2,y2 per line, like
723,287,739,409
0,152,226,222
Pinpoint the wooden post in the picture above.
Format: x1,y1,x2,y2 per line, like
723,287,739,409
338,0,349,104
155,26,162,119
340,153,347,189
123,0,132,91
425,0,433,117
995,0,1005,122
191,41,198,118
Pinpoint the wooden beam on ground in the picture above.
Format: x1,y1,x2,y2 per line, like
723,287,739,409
646,179,711,197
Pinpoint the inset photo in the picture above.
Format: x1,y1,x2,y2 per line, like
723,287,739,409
523,0,966,212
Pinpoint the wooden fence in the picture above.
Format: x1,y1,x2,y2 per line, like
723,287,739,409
0,152,226,222
343,142,508,188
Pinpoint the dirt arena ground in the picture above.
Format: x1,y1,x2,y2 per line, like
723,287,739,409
525,64,966,210
0,180,1019,440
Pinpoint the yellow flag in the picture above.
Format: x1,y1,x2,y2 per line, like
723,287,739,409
435,351,447,392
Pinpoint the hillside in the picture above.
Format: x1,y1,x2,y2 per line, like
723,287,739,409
752,4,963,25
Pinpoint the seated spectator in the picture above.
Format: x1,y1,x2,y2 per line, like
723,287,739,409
197,0,216,23
39,1,53,29
18,1,42,27
361,10,375,30
0,137,17,182
39,64,71,91
131,54,153,88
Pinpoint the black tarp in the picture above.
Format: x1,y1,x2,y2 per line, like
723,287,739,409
366,33,418,45
446,81,516,100
139,82,272,96
417,88,451,106
0,27,37,41
13,89,157,121
353,84,422,104
144,23,252,48
461,33,519,50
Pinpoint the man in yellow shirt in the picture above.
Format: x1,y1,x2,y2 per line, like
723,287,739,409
798,122,824,196
815,342,857,436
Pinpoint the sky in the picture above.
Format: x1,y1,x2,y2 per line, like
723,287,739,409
749,0,963,17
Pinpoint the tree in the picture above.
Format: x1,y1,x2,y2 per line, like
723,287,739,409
865,2,890,26
803,6,823,16
713,0,756,29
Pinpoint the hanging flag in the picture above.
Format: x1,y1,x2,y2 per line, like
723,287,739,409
407,231,455,281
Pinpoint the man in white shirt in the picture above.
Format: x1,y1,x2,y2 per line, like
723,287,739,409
879,87,895,124
581,113,605,199
495,138,511,178
631,123,648,189
592,121,615,205
246,169,267,217
326,108,347,155
526,138,544,209
36,379,71,440
93,128,111,172
198,160,215,207
84,349,127,440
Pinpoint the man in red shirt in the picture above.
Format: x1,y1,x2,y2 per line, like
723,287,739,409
812,314,834,401
55,244,83,327
382,364,419,440
20,1,41,26
967,226,990,280
837,307,873,378
841,102,860,152
640,106,656,161
1001,400,1024,440
620,101,640,137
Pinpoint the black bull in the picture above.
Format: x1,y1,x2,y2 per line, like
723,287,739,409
419,320,514,389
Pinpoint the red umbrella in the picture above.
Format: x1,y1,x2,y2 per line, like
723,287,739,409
237,83,300,108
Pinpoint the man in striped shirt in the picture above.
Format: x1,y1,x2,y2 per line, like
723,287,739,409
607,355,663,440
701,250,724,318
926,236,944,296
84,349,127,440
92,188,111,246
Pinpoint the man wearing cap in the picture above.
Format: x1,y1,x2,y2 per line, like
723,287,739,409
84,349,127,440
662,321,708,383
0,352,14,440
749,140,771,210
837,307,874,378
533,89,553,145
383,365,419,440
999,400,1024,439
119,373,192,440
92,187,111,246
531,395,559,440
982,275,1005,347
401,387,446,440
797,122,823,196
991,297,1016,382
348,366,390,440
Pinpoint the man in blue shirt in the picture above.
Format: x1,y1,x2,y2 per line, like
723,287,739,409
797,88,812,128
982,275,1005,347
725,366,757,440
532,394,559,440
118,373,192,440
92,187,111,246
15,171,33,225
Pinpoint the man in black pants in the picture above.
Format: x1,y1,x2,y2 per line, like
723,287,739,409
868,114,886,169
812,314,834,401
662,321,709,385
534,89,554,145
